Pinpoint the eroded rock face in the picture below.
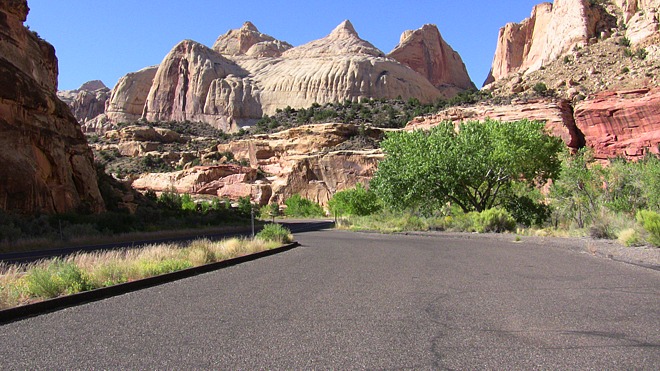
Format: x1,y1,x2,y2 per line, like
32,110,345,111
103,20,473,132
131,123,383,206
240,20,446,116
573,88,660,159
104,66,158,126
486,0,619,83
0,1,104,214
57,80,110,126
389,24,476,93
143,40,260,131
212,21,292,57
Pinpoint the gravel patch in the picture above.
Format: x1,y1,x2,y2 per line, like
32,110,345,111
395,230,660,270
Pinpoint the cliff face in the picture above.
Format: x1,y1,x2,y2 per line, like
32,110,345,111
573,88,660,158
101,20,475,132
0,1,104,214
57,80,110,125
389,24,476,93
485,0,630,84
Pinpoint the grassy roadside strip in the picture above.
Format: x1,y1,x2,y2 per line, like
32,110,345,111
0,223,261,255
0,225,293,313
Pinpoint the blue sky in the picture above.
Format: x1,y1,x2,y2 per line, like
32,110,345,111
25,0,544,91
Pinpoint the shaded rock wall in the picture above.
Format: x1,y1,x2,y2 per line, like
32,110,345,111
0,1,104,213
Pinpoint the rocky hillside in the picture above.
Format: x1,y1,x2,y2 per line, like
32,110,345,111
0,1,104,214
82,20,474,133
93,122,383,207
484,0,659,86
407,0,659,162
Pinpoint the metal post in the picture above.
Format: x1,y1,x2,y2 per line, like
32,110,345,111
251,206,255,239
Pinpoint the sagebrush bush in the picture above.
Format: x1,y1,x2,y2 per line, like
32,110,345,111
256,224,293,244
636,210,660,246
617,228,644,247
475,208,516,233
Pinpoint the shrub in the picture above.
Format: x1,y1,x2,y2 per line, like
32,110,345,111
260,203,280,221
618,36,631,47
256,224,293,244
533,82,549,96
504,195,551,227
475,208,516,233
181,194,196,212
237,196,254,217
635,48,647,60
636,210,660,246
328,183,382,216
25,260,92,298
284,194,325,218
617,228,644,247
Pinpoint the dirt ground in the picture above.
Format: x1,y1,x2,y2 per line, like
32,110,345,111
399,231,660,271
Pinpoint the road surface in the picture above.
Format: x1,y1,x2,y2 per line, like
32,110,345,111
1,229,658,369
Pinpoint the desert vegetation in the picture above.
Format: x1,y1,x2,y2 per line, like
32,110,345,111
331,119,660,247
0,225,292,310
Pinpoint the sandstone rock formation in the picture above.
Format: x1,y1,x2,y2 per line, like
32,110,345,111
212,21,292,57
485,0,622,84
573,88,660,158
406,88,660,160
130,123,383,206
104,66,158,125
100,20,474,132
57,80,110,125
615,0,660,44
0,1,104,214
142,39,258,130
389,24,476,94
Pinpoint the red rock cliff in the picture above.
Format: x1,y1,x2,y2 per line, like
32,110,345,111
0,1,104,213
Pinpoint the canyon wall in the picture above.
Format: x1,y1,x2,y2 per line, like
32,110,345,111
0,1,104,214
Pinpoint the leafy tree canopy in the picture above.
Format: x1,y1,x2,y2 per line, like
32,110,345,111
371,119,563,213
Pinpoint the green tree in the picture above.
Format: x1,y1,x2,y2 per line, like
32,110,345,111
550,148,606,228
371,119,563,213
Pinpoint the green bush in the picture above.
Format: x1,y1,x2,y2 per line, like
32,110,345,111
26,260,92,298
260,203,280,221
328,183,382,216
636,210,660,246
475,208,516,233
181,194,196,212
237,196,254,217
284,194,325,218
533,82,549,96
504,195,551,227
256,223,293,244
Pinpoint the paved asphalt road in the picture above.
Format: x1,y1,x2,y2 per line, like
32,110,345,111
1,229,658,369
